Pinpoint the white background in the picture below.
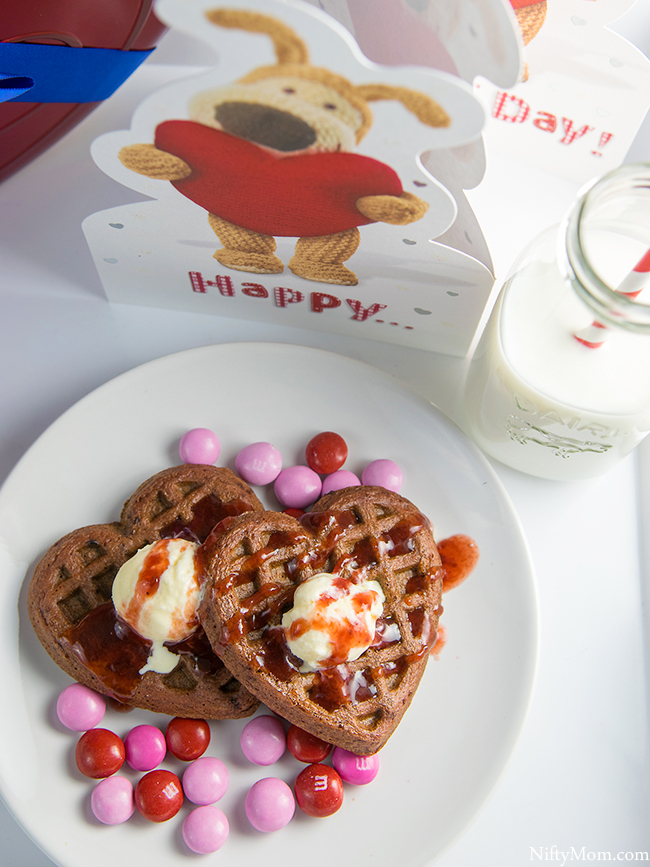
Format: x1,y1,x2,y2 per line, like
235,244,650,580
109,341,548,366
1,1,650,864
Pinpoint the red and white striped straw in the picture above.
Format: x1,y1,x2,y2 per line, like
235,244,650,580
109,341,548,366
574,249,650,348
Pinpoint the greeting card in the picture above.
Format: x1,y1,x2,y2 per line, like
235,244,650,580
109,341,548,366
474,0,650,181
83,0,515,356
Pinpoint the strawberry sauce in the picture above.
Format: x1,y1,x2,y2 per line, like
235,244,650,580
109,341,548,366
438,534,480,591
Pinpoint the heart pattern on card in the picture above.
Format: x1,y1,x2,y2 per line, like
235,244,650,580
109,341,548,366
155,120,403,237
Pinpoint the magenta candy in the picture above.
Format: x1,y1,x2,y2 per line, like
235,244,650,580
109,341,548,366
124,725,166,771
274,465,322,509
56,683,106,731
321,469,360,495
332,747,380,785
361,459,403,492
245,777,295,832
91,775,135,825
235,442,282,485
182,756,229,805
241,715,286,766
179,428,221,465
182,805,229,854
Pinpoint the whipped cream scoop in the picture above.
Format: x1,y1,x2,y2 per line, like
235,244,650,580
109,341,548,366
282,572,384,673
112,538,201,673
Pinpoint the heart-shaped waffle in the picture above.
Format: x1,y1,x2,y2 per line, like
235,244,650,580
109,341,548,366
27,465,263,719
199,486,443,754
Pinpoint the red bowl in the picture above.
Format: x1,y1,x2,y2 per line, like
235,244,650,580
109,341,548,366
0,0,167,182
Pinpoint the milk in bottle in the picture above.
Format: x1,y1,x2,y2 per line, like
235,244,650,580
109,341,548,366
463,163,650,481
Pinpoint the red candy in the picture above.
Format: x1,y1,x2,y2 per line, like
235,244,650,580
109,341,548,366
135,769,184,822
287,725,332,764
56,434,415,833
283,507,305,519
305,432,348,475
294,763,344,817
166,717,211,761
75,728,125,779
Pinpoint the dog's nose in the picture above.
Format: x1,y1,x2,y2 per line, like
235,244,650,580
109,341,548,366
215,102,317,151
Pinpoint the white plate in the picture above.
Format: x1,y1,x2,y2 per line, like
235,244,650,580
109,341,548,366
0,343,537,867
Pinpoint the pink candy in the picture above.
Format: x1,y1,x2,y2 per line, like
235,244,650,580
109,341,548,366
91,776,135,825
332,747,380,785
179,428,221,465
240,715,286,766
245,777,295,832
183,756,229,805
59,431,399,843
235,441,283,485
124,725,166,772
274,465,322,509
56,683,106,731
361,459,403,492
321,469,360,495
182,805,229,853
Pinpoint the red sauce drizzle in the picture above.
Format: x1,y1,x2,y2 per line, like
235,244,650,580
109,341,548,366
378,513,427,557
255,625,303,681
62,496,257,698
220,584,296,644
295,509,359,571
372,656,408,680
217,529,308,594
405,568,440,595
331,535,379,580
162,495,255,543
217,509,478,709
431,624,447,659
168,627,225,677
63,602,224,700
63,602,151,701
300,508,358,538
438,534,479,591
372,615,401,648
309,665,376,711
407,607,428,640
121,541,170,629
235,507,437,708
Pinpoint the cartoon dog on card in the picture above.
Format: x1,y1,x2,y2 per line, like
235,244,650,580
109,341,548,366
118,7,451,286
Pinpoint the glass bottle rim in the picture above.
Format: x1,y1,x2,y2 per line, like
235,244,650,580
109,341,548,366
563,161,650,334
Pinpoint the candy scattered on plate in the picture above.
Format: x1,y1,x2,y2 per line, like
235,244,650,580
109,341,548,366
42,425,475,853
182,805,229,853
179,428,221,465
182,756,229,806
245,777,296,832
56,683,106,732
235,441,283,485
241,715,287,766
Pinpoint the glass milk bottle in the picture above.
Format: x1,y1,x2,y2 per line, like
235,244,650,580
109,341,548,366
463,162,650,481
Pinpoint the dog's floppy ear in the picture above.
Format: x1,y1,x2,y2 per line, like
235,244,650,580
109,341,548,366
205,7,309,64
203,8,449,140
355,83,450,129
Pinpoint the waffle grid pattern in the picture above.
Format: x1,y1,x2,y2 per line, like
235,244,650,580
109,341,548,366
28,466,263,716
204,487,442,752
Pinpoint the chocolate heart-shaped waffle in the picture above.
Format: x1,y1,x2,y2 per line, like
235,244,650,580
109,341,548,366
199,486,443,754
27,465,263,719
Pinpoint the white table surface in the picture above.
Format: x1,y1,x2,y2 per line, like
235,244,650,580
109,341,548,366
2,4,650,865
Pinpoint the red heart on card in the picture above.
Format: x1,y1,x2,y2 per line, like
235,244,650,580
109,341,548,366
154,120,404,238
0,1,166,183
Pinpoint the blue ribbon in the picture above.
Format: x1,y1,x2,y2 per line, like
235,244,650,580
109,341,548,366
0,42,154,104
